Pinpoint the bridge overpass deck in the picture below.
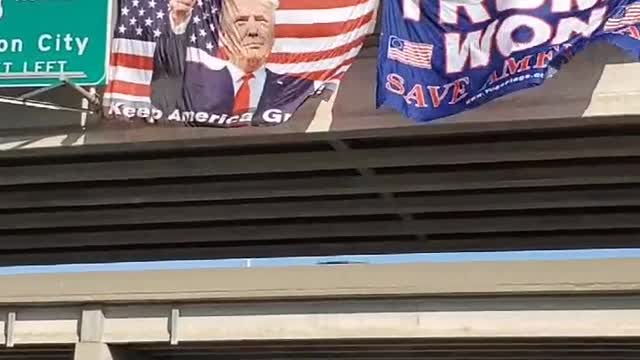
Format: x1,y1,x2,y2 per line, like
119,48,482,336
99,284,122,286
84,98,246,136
0,259,637,359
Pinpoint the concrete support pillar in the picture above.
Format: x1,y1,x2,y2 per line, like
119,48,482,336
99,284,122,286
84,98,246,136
75,308,149,360
74,343,149,360
74,343,114,360
4,312,15,347
79,308,104,343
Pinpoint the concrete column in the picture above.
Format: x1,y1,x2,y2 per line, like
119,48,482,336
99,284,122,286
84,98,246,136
74,343,114,360
4,312,15,347
75,308,149,360
79,308,104,343
74,343,149,360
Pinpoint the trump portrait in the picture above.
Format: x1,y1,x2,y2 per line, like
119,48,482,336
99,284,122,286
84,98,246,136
150,0,317,127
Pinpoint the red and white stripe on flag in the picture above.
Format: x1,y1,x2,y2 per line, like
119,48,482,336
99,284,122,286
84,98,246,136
604,3,640,31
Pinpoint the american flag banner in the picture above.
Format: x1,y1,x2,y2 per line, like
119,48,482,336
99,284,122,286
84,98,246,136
387,36,433,69
604,1,640,31
103,0,378,127
377,0,640,124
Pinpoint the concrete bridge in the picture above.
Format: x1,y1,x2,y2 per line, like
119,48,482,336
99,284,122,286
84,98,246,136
0,258,639,360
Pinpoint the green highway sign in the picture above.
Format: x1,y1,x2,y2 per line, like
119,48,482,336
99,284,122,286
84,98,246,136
0,0,112,87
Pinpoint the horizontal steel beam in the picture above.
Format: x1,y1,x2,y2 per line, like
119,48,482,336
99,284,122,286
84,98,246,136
1,135,640,186
2,161,640,210
1,186,638,230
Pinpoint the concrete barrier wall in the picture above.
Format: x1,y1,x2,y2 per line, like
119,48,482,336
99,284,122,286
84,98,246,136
1,296,640,346
0,259,639,304
0,40,637,151
0,260,638,346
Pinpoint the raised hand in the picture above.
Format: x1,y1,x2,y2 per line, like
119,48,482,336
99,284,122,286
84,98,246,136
170,0,196,27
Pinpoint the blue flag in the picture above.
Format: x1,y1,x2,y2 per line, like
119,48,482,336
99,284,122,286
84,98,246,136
376,0,640,122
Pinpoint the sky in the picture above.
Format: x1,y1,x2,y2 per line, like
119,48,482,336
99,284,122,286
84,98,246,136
0,248,638,275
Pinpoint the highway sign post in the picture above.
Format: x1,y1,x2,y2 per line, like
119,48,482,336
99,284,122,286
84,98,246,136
0,0,112,87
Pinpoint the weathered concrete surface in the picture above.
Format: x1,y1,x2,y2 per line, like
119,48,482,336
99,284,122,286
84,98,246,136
0,41,638,151
0,260,638,346
1,295,640,345
0,259,638,304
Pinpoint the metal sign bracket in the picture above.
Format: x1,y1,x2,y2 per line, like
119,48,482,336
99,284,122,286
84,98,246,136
0,76,101,114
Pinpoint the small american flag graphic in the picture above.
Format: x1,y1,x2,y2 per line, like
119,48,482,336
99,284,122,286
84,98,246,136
387,35,433,69
604,2,640,32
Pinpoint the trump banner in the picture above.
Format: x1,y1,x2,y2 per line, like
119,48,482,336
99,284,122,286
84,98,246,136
103,0,377,127
377,0,640,123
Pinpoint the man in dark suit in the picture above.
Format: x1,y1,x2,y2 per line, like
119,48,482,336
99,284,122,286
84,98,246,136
151,0,317,127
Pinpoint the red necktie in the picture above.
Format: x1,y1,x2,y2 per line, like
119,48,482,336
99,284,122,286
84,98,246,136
233,73,254,115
